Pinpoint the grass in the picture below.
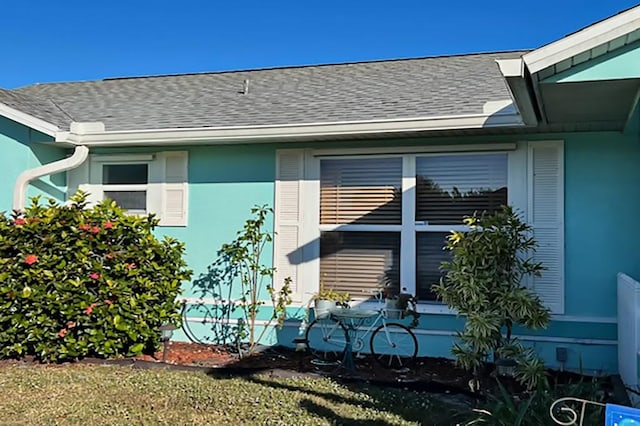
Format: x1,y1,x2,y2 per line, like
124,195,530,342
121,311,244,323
0,364,468,425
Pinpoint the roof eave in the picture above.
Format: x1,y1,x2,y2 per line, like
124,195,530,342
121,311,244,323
0,102,60,137
56,113,526,147
523,5,640,74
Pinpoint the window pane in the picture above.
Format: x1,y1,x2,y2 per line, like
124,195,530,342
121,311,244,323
104,191,147,213
103,164,148,185
320,158,402,225
320,232,400,298
416,154,507,225
416,232,451,301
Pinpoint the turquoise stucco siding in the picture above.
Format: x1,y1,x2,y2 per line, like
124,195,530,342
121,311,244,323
0,117,67,212
124,131,637,373
2,129,636,373
564,132,640,317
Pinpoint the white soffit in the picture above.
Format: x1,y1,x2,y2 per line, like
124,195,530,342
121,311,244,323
523,5,640,74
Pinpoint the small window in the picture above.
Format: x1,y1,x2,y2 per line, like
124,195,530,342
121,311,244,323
103,164,148,185
103,190,147,214
101,163,149,214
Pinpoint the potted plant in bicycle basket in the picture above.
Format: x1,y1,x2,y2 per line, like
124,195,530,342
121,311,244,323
384,292,420,328
312,277,350,320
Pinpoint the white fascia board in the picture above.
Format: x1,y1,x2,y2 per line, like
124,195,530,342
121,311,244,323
0,102,60,137
523,5,640,74
56,112,524,147
496,58,524,77
496,58,539,126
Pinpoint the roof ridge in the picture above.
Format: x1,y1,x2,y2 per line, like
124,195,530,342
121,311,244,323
103,50,529,81
14,49,529,88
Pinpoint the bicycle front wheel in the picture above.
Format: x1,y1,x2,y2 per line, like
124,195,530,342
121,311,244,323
305,318,348,362
370,323,418,369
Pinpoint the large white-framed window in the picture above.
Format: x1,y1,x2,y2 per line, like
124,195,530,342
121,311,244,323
274,141,564,314
67,151,189,226
316,151,514,302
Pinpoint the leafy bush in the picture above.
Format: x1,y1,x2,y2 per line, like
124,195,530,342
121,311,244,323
466,378,607,425
434,206,550,389
0,192,192,361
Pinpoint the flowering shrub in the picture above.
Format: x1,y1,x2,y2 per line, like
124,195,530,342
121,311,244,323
0,191,192,361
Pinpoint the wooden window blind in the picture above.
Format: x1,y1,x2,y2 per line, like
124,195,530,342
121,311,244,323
320,158,402,225
320,231,400,297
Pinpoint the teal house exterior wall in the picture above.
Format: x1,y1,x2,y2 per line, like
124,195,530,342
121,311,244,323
101,129,637,374
0,117,68,212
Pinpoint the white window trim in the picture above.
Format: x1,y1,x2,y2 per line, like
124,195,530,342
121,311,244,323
89,156,152,215
68,151,189,227
298,143,529,314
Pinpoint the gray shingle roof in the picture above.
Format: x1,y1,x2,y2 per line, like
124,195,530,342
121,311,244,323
0,89,71,129
10,51,526,132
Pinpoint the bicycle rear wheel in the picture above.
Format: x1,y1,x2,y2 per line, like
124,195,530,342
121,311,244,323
305,318,348,362
370,323,418,369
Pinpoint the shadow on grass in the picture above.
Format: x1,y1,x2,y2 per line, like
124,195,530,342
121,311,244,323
299,398,398,426
240,373,462,425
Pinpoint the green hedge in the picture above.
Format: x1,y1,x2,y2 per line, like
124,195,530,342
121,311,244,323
0,192,192,361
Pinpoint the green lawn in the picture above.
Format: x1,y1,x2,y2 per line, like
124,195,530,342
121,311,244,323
0,365,468,425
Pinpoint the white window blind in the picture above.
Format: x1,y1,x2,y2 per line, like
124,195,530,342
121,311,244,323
416,154,508,224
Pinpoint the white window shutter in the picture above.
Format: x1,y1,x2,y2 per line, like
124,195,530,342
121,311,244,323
274,150,304,301
157,151,189,226
528,141,564,314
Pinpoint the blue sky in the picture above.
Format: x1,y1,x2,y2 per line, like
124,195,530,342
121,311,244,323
1,1,637,88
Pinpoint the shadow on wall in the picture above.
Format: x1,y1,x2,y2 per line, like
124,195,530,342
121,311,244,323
183,256,244,347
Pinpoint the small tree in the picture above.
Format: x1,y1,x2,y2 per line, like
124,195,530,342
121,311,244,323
218,205,291,357
433,206,550,389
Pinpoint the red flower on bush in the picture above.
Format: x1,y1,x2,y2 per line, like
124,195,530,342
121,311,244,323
103,221,114,229
66,321,76,329
13,218,26,226
24,254,38,265
89,272,100,280
105,300,113,305
84,303,97,315
91,226,101,234
78,223,90,231
57,328,68,338
126,262,136,269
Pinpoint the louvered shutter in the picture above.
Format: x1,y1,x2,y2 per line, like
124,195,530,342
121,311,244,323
528,141,564,314
158,151,188,226
274,150,304,301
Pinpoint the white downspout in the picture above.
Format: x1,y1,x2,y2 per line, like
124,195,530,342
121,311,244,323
13,145,90,211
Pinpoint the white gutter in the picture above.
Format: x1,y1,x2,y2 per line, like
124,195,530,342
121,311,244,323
55,110,524,147
13,145,89,211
